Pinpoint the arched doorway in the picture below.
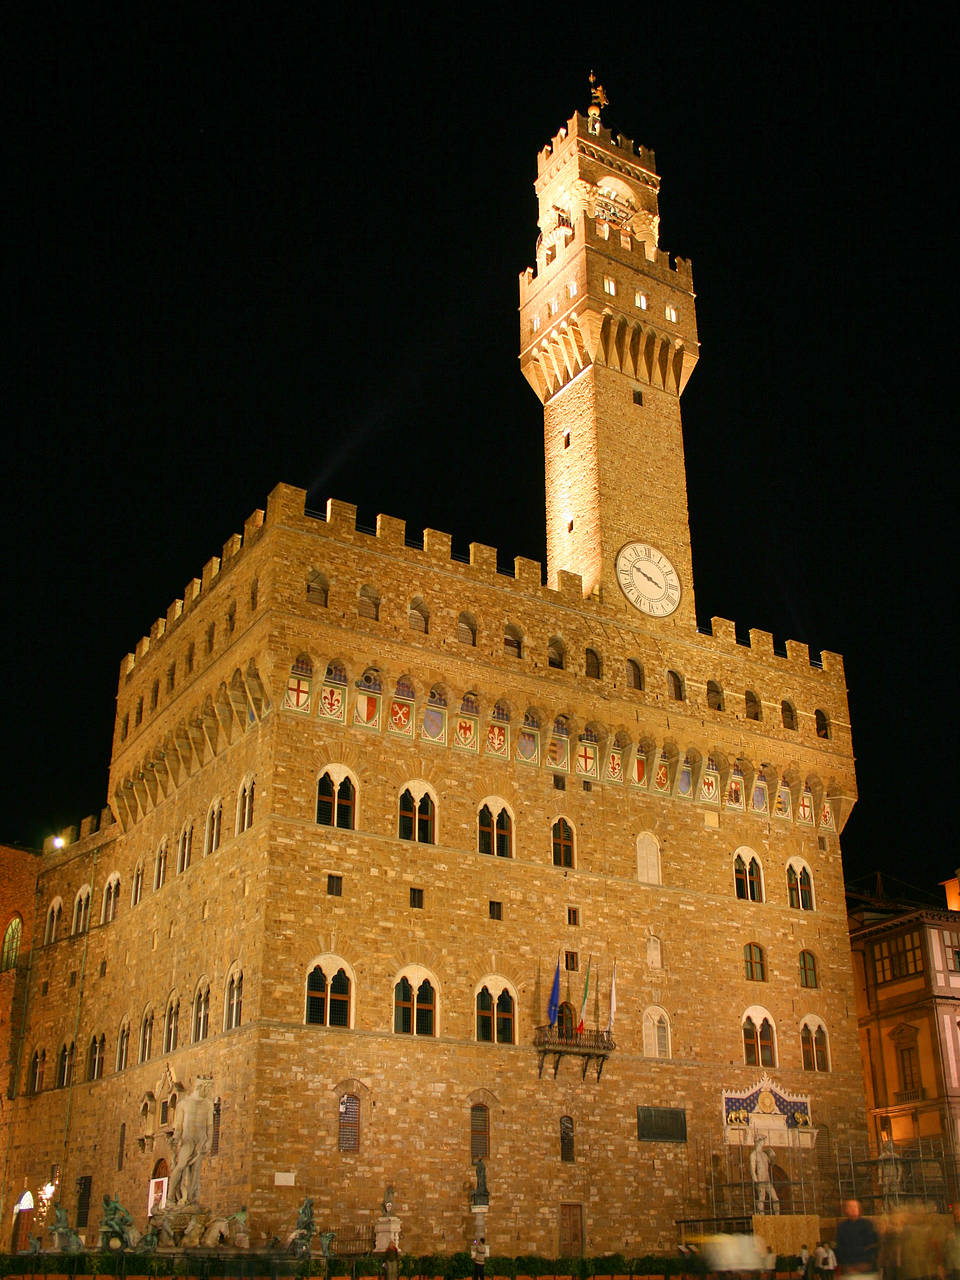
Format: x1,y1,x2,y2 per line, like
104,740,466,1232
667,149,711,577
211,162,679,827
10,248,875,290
148,1158,169,1217
10,1191,35,1253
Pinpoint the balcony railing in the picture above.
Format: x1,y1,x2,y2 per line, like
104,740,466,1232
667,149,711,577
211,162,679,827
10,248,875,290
533,1025,615,1080
895,1086,926,1104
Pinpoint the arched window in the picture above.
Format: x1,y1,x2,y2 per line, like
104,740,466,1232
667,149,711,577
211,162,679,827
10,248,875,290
317,771,357,829
745,690,762,720
478,803,512,857
358,586,380,620
742,1011,776,1067
781,700,798,730
642,1007,671,1058
626,659,644,690
560,1115,575,1162
338,1093,360,1151
1,917,22,971
139,1011,153,1064
557,1001,576,1040
204,802,223,855
305,963,352,1028
787,861,815,910
503,624,522,658
225,971,243,1030
815,709,831,739
307,570,329,605
163,997,179,1053
116,1023,129,1071
153,845,167,892
637,832,661,884
408,598,429,633
100,877,121,924
398,784,436,844
667,670,684,701
470,1103,490,1159
72,888,91,935
394,974,436,1036
548,637,565,669
734,851,764,903
707,680,724,711
131,865,143,907
236,780,255,834
457,613,477,646
56,1042,75,1088
552,818,574,868
475,984,515,1044
192,986,210,1042
799,950,818,988
585,648,602,678
177,826,193,874
647,935,663,968
744,943,766,981
801,1019,830,1071
29,1048,46,1093
44,899,62,945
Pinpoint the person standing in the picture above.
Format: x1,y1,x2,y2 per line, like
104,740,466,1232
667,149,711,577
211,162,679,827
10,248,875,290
835,1200,878,1278
472,1235,489,1280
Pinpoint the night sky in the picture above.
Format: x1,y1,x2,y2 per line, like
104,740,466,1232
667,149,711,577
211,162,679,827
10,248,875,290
4,11,954,894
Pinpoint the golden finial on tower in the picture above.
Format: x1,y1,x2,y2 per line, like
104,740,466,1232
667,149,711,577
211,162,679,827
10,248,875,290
588,70,609,122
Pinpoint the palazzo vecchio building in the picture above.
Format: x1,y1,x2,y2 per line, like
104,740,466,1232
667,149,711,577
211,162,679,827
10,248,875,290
0,95,866,1256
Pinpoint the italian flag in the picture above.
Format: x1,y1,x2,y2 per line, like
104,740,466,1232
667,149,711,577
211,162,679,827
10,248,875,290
577,956,591,1033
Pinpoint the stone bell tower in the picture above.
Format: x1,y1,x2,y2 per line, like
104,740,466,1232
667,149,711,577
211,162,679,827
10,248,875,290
519,79,699,629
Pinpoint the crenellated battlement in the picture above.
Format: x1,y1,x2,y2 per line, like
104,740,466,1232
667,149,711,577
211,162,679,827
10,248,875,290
537,112,657,180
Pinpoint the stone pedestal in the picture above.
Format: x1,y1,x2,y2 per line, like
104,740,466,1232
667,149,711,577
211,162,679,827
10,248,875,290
471,1199,489,1241
375,1215,401,1252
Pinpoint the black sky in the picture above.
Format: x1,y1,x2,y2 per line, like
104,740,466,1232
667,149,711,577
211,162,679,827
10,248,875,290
4,8,955,892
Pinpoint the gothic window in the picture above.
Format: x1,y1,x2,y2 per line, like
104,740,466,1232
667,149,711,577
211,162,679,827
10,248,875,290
56,1042,75,1088
560,1115,575,1161
164,998,179,1053
153,845,167,891
707,680,724,711
471,1103,490,1159
552,818,574,868
204,801,223,855
815,709,831,739
503,624,523,658
1,916,22,970
236,781,255,834
667,669,684,701
306,963,352,1027
475,985,515,1044
734,852,764,903
177,826,193,874
801,1019,830,1072
647,935,663,968
116,1023,129,1072
317,771,356,829
358,585,380,620
193,986,210,1042
799,950,818,988
626,659,644,690
458,613,477,645
398,785,436,844
478,803,512,857
408,598,429,633
131,863,143,906
742,1011,776,1067
29,1048,45,1093
781,700,798,730
225,970,243,1030
72,888,91,935
585,648,602,678
306,570,329,605
744,944,766,982
642,1007,671,1059
787,861,814,910
745,690,762,720
394,973,436,1036
101,875,120,922
637,832,661,884
44,899,62,944
338,1094,360,1152
548,637,565,669
139,1012,153,1064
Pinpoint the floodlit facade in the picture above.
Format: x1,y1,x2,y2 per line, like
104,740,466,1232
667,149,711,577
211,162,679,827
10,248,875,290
1,96,867,1256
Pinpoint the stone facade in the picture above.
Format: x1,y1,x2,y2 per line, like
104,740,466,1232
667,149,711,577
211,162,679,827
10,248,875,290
0,103,866,1257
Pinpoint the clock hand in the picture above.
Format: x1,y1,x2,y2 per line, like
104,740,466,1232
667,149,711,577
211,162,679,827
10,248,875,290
636,568,658,586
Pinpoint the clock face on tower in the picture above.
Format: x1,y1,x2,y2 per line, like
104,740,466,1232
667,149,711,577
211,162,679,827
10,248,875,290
615,542,681,617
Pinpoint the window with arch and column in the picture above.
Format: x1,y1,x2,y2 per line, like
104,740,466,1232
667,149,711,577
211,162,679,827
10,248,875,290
176,825,193,874
116,1022,129,1071
742,1009,776,1067
478,802,512,857
236,780,255,834
139,1011,154,1063
305,960,353,1027
87,1034,105,1081
642,1007,671,1058
56,1041,75,1088
475,981,516,1043
44,899,62,944
787,861,815,910
317,769,357,829
399,784,436,844
131,864,143,907
192,985,210,1042
225,969,243,1030
29,1048,46,1093
800,1018,829,1071
72,888,91,935
101,877,121,924
394,970,437,1036
734,851,764,903
204,802,223,855
153,844,167,891
163,996,180,1053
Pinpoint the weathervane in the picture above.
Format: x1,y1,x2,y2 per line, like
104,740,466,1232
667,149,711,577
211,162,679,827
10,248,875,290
588,70,609,122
